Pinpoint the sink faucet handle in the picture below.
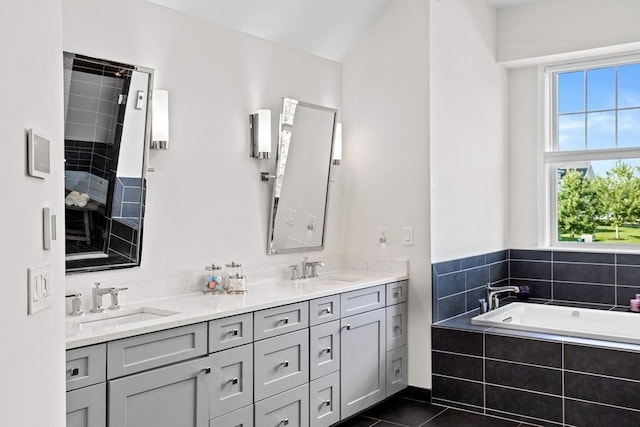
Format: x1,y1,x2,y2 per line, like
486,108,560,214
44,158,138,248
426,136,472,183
65,292,84,316
108,287,127,310
289,265,300,281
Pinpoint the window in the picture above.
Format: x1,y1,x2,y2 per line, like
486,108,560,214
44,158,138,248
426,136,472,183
545,55,640,247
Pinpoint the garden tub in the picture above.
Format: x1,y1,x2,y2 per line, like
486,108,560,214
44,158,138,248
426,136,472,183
471,302,640,345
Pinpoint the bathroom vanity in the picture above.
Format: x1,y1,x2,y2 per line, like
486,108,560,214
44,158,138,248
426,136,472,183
65,274,408,427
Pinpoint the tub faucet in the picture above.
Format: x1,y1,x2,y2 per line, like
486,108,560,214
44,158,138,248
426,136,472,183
486,284,522,311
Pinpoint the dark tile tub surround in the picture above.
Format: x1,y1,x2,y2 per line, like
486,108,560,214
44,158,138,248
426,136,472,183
432,323,640,426
432,250,509,322
433,249,640,322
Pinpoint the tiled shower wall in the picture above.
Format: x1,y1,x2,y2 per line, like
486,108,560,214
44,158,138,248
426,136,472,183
433,249,640,322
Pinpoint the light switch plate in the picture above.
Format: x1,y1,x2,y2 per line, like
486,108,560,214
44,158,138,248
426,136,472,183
402,227,414,246
27,264,53,315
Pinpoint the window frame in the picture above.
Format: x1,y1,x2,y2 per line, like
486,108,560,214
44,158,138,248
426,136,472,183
542,53,640,250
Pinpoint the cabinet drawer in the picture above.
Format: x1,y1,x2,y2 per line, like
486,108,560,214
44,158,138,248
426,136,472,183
107,323,207,379
66,382,106,427
309,295,340,326
210,404,254,427
386,302,408,351
254,329,309,401
386,280,408,306
210,344,254,419
254,302,309,341
310,372,340,427
310,321,340,380
66,343,106,391
210,312,254,353
386,345,408,396
340,285,385,317
255,384,309,427
108,356,210,427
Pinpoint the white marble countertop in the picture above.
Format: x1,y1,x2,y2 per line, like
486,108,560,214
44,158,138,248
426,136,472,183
66,270,408,349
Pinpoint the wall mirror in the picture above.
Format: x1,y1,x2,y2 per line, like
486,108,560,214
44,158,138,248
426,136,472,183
63,52,152,273
267,98,338,254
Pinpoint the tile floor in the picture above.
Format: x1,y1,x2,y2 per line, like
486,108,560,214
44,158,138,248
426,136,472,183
337,394,537,427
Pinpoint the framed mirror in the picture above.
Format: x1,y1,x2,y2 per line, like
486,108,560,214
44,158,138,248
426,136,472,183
267,98,338,254
63,52,153,272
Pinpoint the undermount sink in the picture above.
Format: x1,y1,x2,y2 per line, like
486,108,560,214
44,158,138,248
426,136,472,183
68,307,179,333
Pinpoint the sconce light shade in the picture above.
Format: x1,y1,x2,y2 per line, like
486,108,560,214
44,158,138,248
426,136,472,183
151,90,169,150
333,123,342,165
250,109,272,159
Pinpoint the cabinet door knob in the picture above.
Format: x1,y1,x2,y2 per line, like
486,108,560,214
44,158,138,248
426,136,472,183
324,347,331,354
230,329,239,336
393,292,401,298
204,367,211,374
323,307,332,314
323,400,331,407
395,368,401,376
281,317,289,324
281,419,289,426
69,367,80,377
343,324,351,330
394,325,401,330
229,377,239,385
281,360,289,368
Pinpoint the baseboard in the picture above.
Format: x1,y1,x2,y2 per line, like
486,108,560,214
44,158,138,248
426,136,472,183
400,385,431,403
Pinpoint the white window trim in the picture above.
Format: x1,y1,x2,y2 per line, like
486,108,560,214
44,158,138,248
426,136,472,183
540,52,640,252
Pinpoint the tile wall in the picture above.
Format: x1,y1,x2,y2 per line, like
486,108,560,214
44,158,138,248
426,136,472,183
432,249,640,322
432,325,640,426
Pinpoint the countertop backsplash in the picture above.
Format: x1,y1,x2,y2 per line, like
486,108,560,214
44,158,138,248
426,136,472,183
65,256,409,316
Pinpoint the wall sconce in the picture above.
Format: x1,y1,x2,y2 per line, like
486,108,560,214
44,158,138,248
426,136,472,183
151,90,169,150
333,123,342,166
250,109,272,159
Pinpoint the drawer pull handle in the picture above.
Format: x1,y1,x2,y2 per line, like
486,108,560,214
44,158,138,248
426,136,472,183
281,317,289,324
324,347,331,354
343,324,351,330
393,292,401,298
204,367,211,374
69,367,80,377
281,419,289,426
323,400,331,407
229,377,239,385
230,329,239,336
281,360,289,368
395,368,401,375
323,307,332,314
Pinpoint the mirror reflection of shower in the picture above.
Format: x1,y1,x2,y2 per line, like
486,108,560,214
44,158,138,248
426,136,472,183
63,53,151,272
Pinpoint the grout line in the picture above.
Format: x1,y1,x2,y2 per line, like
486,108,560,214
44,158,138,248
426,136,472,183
417,407,448,427
562,342,565,426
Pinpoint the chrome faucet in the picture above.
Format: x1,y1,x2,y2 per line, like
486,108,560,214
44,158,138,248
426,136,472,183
300,257,325,279
90,282,112,313
90,282,128,313
486,284,522,311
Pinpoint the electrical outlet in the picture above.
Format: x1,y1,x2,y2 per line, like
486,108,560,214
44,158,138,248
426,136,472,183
27,264,53,315
379,226,389,244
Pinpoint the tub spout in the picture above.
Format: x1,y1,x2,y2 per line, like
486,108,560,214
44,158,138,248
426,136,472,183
487,285,523,311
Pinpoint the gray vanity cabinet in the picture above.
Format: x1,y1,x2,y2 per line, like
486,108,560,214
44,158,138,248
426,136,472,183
386,345,408,396
66,383,106,427
254,328,310,401
309,371,340,427
66,344,107,427
386,302,408,351
209,343,254,419
108,356,211,427
255,384,310,427
309,320,340,380
339,308,386,419
209,404,254,427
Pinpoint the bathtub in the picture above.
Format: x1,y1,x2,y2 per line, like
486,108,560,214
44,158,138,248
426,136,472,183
471,302,640,345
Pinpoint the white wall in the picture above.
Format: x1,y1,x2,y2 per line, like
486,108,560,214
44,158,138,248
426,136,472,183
430,0,509,263
62,1,346,294
503,1,640,249
498,0,640,66
0,1,66,426
342,0,431,388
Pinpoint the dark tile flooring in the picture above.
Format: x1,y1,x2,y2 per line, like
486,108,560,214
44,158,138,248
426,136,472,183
338,394,537,427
